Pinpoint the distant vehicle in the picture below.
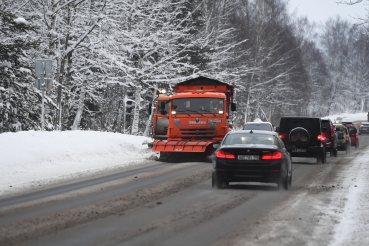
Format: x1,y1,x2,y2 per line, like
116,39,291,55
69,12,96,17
333,124,351,154
341,118,353,125
335,117,344,124
212,130,292,190
243,122,273,131
359,122,369,134
346,125,360,149
321,119,338,157
278,117,329,164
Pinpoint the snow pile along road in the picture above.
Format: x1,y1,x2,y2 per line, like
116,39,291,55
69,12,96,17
322,112,368,123
0,131,154,197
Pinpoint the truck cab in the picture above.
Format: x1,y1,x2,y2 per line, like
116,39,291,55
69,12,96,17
168,92,230,141
152,95,171,140
152,76,236,156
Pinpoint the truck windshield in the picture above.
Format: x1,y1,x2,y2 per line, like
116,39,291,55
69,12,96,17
172,98,224,114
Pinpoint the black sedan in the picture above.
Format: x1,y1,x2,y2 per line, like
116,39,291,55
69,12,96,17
212,130,292,190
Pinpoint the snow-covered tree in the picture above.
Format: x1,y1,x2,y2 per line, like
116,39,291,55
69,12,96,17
0,6,43,132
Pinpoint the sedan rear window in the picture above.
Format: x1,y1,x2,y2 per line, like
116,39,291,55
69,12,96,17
244,124,272,131
224,134,275,145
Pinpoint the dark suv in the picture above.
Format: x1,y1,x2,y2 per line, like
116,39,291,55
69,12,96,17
321,119,338,157
278,117,329,164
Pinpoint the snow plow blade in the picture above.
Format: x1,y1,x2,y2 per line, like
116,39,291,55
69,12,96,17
153,140,217,152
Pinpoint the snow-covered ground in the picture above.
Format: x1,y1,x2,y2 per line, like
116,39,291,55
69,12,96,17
0,130,155,197
328,149,369,245
322,112,368,123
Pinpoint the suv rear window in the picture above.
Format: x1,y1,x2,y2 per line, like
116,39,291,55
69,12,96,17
348,127,357,134
283,119,316,134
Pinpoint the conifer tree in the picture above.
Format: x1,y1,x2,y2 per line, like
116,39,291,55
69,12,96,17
0,7,41,132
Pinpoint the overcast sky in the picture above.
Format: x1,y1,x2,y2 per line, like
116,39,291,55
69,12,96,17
288,0,368,25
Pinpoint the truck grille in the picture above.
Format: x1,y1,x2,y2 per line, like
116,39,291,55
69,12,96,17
180,129,215,136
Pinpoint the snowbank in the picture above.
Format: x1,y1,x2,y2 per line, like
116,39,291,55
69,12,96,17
0,131,154,196
322,112,368,123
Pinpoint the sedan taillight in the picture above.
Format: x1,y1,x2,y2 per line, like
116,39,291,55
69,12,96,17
262,151,283,160
216,150,236,159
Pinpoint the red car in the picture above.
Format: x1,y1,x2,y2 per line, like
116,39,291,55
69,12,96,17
346,125,359,148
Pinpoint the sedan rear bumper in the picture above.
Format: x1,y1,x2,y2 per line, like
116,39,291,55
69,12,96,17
214,162,284,183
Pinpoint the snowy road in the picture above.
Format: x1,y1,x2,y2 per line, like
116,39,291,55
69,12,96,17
1,135,369,245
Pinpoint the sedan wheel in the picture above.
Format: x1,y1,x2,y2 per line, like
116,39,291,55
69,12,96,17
212,173,223,189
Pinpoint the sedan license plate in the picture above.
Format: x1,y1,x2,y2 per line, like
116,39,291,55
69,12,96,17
238,155,259,160
292,149,306,152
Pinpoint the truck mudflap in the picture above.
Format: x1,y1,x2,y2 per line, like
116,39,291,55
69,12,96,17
153,140,217,153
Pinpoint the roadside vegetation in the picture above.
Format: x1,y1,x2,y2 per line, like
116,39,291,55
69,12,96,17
1,0,368,133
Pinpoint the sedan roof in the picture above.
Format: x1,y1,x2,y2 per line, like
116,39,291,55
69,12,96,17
245,122,272,125
228,130,278,136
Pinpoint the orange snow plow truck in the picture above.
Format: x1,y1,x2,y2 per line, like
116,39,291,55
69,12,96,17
152,76,236,159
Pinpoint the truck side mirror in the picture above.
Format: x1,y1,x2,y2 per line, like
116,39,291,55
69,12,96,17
212,143,220,149
148,103,152,115
276,126,279,133
231,103,236,111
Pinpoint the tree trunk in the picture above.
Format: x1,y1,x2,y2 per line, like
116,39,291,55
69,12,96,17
131,85,142,135
244,88,251,124
62,4,73,130
144,92,157,137
71,70,87,130
122,85,127,133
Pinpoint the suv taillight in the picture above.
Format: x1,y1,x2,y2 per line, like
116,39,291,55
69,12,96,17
317,135,322,140
216,150,235,159
360,125,363,128
279,134,287,140
262,151,283,160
